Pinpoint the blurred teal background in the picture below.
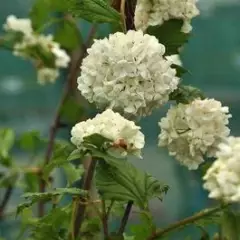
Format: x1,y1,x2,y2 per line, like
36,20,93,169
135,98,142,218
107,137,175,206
1,0,240,239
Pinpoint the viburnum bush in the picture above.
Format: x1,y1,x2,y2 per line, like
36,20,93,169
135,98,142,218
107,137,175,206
0,0,239,239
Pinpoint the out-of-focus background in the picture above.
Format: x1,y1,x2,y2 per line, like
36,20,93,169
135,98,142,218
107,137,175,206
1,0,240,239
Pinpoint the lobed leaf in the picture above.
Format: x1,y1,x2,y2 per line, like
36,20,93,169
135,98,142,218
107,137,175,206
169,85,205,104
54,20,82,50
95,154,169,209
68,0,121,24
0,128,15,160
17,188,86,215
146,19,189,55
221,210,240,240
18,130,43,152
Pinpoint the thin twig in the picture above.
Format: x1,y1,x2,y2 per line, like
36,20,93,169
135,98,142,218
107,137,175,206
38,73,72,217
73,158,98,238
38,25,97,217
102,200,109,239
147,204,229,240
106,200,114,219
120,0,127,32
0,187,13,219
118,201,133,235
125,0,137,30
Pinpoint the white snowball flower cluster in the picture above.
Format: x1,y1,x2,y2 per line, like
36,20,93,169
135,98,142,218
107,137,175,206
134,0,200,33
158,98,231,170
203,137,240,202
78,30,179,117
3,15,70,84
71,109,145,158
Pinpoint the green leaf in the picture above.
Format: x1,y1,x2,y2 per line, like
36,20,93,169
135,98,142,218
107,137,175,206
54,20,82,50
16,208,37,240
30,0,72,30
200,162,213,177
42,157,66,182
22,188,86,200
81,217,102,237
0,128,15,159
130,225,150,240
123,234,135,240
53,140,75,160
62,164,84,186
25,207,71,240
0,168,19,187
221,210,240,240
43,144,84,186
30,0,53,30
146,20,189,55
96,155,169,209
0,156,12,168
83,133,112,149
17,188,86,215
67,149,83,161
171,64,188,78
68,0,121,24
130,211,156,240
17,202,35,216
109,233,124,240
60,97,84,124
22,172,39,192
18,130,42,152
105,200,125,217
195,211,221,228
169,85,205,104
0,32,24,49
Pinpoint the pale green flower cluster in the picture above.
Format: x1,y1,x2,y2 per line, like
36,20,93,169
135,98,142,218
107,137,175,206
4,15,70,84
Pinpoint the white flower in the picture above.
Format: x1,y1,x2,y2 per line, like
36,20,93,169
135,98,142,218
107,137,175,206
71,109,145,158
52,44,71,68
14,34,70,67
166,54,182,66
37,68,59,84
77,30,179,117
203,137,240,202
158,99,231,170
3,15,33,36
134,0,200,33
12,32,70,84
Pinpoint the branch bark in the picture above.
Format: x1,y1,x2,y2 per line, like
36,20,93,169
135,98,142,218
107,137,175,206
38,25,97,217
147,204,229,240
73,158,98,238
0,186,13,220
118,201,134,235
112,0,137,30
102,200,109,239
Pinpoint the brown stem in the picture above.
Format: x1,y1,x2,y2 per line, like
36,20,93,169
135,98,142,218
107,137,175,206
38,67,72,217
73,158,98,238
118,201,133,235
38,25,97,217
112,0,137,30
124,0,137,30
102,200,109,239
147,204,229,240
0,187,13,219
